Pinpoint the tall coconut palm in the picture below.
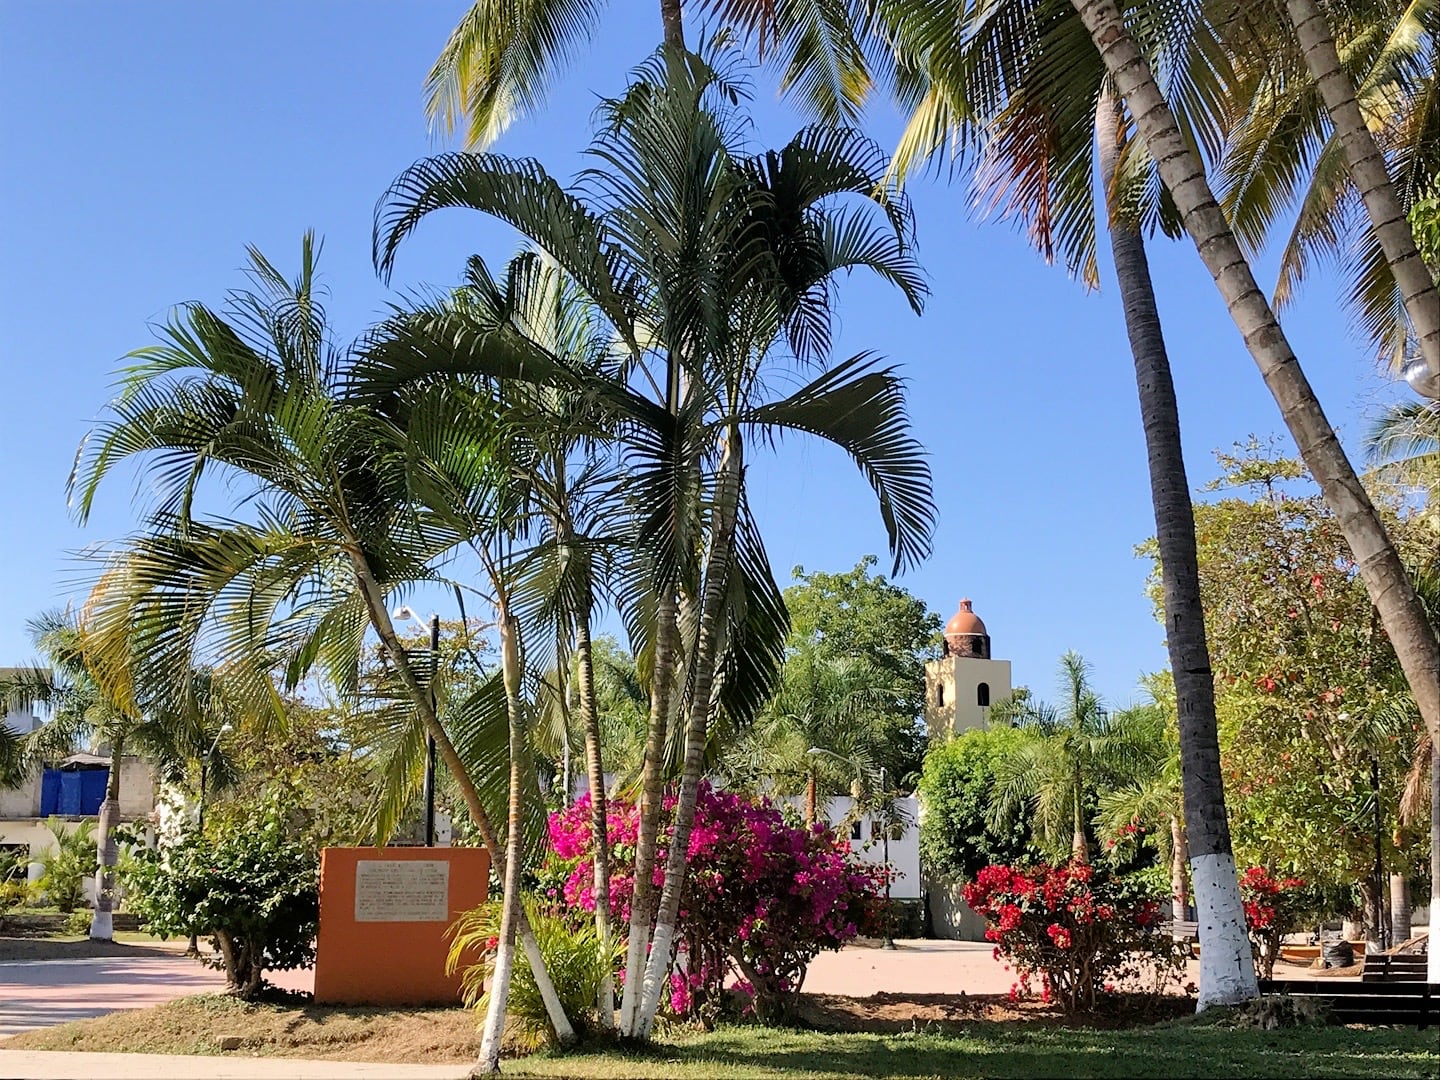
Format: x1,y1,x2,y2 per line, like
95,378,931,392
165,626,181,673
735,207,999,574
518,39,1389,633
68,235,578,1048
874,0,1259,1006
1065,0,1440,957
1215,1,1439,367
1275,0,1440,373
369,46,934,1038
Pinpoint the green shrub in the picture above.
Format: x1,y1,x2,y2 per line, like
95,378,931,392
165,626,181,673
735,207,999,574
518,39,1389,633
918,727,1036,884
37,818,95,913
448,897,622,1049
119,807,317,999
64,908,93,936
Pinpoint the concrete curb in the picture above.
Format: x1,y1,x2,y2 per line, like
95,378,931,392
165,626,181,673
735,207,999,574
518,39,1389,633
0,1051,471,1079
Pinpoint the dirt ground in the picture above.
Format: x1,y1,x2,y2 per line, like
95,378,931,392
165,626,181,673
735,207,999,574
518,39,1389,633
0,936,185,963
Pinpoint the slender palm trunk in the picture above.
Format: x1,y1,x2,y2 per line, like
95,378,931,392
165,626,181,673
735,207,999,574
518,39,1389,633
659,0,684,50
805,768,817,827
1094,87,1256,1006
349,555,575,1046
636,429,743,1037
476,607,528,1075
574,596,616,1026
89,734,122,941
1430,744,1440,981
1071,760,1088,863
1072,0,1440,789
1283,0,1440,373
1170,815,1190,919
619,591,679,1036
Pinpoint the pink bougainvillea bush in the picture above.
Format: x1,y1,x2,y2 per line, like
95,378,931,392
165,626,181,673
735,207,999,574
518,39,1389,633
963,862,1187,1013
536,784,888,1023
1238,866,1307,979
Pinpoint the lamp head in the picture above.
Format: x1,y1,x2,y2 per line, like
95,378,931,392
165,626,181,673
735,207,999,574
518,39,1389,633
1403,358,1440,400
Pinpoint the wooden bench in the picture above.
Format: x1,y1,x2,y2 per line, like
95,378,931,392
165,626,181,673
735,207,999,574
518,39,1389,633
1361,953,1429,983
1258,977,1437,1028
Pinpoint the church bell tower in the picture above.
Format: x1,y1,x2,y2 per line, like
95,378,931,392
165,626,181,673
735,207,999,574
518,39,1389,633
925,598,1012,741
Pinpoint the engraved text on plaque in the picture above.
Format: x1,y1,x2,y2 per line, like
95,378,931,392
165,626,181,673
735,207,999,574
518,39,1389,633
354,860,451,922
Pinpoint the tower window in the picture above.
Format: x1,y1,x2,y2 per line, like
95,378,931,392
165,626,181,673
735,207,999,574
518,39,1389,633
977,682,990,707
936,683,946,707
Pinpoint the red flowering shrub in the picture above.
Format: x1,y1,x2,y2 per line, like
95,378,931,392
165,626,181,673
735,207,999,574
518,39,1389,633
538,784,887,1024
963,862,1187,1012
1238,866,1307,978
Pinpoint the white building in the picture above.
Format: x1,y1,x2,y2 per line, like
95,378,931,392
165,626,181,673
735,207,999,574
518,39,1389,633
793,793,922,901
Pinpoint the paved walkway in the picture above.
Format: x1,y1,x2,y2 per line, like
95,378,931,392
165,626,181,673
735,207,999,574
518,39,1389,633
0,954,312,1036
0,1051,468,1079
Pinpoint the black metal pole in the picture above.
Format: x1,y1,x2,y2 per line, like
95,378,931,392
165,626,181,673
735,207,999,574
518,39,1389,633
1372,754,1387,951
881,765,894,949
425,614,439,847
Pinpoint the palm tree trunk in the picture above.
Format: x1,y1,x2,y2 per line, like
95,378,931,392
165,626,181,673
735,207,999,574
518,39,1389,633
574,596,616,1027
349,555,576,1046
619,590,679,1036
1170,815,1190,919
89,734,122,941
659,0,684,49
1072,0,1440,803
476,606,528,1074
805,768,817,828
1430,744,1439,981
1071,760,1088,863
636,428,743,1038
1094,87,1255,1007
1283,0,1440,373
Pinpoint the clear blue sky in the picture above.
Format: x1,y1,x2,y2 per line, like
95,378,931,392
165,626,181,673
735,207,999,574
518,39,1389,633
0,1,1404,707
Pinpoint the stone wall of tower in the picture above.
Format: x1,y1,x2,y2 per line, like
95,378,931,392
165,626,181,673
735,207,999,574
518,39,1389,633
924,655,1013,742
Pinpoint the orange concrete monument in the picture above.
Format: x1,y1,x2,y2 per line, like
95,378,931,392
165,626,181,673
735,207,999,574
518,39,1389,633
313,846,490,1005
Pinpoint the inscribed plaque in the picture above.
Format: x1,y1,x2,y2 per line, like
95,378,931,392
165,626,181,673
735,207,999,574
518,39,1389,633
354,859,451,922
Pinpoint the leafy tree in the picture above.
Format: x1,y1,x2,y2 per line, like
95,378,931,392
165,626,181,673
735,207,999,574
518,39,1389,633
918,725,1035,885
1174,446,1430,932
783,557,941,787
120,808,318,999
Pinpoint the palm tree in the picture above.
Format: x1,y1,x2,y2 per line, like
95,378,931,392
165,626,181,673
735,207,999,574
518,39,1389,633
1275,0,1440,374
2,610,206,940
368,46,934,1039
1216,1,1438,368
1096,676,1189,919
872,0,1261,1007
1067,0,1440,890
990,652,1122,862
724,642,894,825
424,0,877,151
68,235,578,1048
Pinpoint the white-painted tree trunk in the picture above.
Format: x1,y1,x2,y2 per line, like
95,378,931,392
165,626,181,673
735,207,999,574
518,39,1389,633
475,940,517,1074
1428,903,1440,983
1192,852,1260,1007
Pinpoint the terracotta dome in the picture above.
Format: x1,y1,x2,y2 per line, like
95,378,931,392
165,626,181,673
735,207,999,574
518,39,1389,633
945,599,987,639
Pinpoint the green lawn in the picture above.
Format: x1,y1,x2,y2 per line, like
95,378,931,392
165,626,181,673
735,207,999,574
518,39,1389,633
505,1022,1438,1080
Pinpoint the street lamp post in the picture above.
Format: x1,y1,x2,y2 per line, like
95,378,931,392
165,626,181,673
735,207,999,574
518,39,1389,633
880,765,894,950
394,606,439,847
